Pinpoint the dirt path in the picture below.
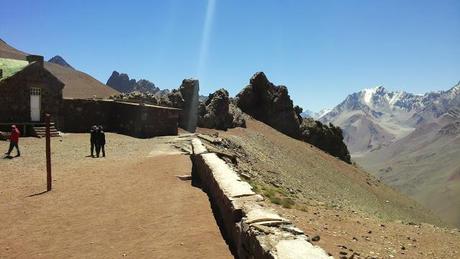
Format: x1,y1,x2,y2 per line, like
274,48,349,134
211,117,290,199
0,134,231,258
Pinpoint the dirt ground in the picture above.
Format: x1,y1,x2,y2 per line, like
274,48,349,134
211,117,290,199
276,203,460,259
0,133,231,259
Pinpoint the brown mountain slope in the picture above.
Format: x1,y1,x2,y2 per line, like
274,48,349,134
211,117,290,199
198,118,460,258
355,119,460,227
0,39,118,98
199,117,445,226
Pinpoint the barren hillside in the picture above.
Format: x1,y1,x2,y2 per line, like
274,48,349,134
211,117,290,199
355,120,460,227
202,118,443,225
198,118,460,258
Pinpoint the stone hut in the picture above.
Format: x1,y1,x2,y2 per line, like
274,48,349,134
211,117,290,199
0,55,64,123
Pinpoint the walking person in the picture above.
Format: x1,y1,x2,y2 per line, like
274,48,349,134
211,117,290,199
96,125,106,157
90,125,97,157
4,125,20,157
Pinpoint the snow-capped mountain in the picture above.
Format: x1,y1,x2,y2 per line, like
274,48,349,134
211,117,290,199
300,108,332,119
320,82,460,154
319,82,460,227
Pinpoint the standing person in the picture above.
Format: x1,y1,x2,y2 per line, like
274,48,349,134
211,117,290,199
90,125,97,157
4,125,20,157
97,125,106,157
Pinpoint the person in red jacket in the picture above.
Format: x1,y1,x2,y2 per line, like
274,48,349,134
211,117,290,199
5,125,20,157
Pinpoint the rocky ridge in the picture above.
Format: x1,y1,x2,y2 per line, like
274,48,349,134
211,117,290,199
320,82,460,227
106,71,164,94
236,72,302,139
300,118,351,163
320,83,460,154
236,72,351,163
110,71,351,162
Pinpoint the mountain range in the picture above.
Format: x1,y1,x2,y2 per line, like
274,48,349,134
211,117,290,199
106,71,168,95
319,83,460,227
300,108,331,119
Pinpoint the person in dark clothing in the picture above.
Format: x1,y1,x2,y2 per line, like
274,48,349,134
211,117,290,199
5,125,20,157
90,125,97,157
95,125,106,157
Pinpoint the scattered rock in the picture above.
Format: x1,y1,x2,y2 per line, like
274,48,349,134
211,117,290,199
311,235,321,242
176,175,192,181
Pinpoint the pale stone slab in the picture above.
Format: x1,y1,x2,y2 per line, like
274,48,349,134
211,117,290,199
244,206,290,225
202,153,256,198
191,138,207,155
276,238,332,259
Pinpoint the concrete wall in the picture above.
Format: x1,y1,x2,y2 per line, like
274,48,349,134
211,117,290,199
58,99,180,138
191,139,332,259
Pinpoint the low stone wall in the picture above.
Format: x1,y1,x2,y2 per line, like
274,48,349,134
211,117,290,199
58,99,180,138
191,139,331,259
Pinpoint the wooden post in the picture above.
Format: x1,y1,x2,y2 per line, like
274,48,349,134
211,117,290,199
45,114,52,191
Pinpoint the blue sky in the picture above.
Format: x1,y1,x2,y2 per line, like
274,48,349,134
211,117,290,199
1,0,459,111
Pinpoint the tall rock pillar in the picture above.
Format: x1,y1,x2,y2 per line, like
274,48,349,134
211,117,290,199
179,79,199,132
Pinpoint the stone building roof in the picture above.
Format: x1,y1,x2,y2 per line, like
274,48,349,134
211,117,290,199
0,58,29,81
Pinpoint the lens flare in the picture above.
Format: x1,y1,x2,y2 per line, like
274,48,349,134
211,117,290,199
197,0,216,79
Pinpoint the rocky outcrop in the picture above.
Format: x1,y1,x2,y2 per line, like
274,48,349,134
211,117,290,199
48,55,74,69
300,118,351,163
236,72,351,163
236,72,301,138
177,79,199,132
198,89,246,130
106,71,160,94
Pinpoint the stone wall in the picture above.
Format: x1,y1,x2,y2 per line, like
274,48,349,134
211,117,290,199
191,139,331,259
58,99,180,138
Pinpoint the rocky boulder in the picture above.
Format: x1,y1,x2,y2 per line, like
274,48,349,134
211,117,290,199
177,79,199,132
198,89,246,130
236,72,301,138
300,118,351,163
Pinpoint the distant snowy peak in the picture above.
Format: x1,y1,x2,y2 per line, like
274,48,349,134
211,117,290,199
319,82,460,154
447,81,460,96
325,85,439,118
316,108,332,119
301,108,332,119
359,86,425,111
320,82,460,124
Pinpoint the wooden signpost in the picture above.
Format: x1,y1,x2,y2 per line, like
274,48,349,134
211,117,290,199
45,114,52,191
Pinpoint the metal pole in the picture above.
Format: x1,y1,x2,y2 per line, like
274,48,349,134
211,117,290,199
45,114,52,191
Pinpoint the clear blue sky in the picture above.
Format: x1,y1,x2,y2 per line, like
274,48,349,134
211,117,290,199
1,0,459,111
